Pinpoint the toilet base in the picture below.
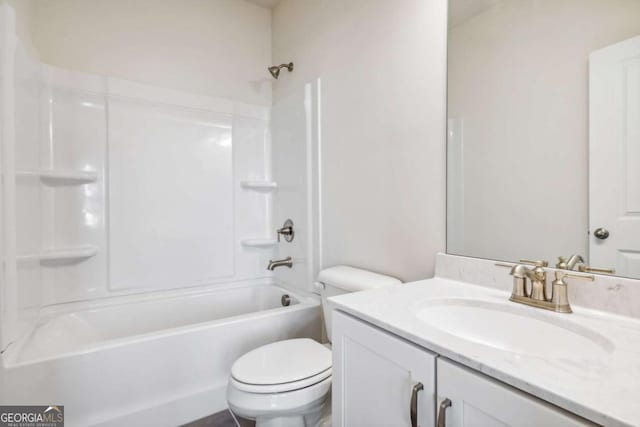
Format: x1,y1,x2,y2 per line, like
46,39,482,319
233,394,328,427
255,415,303,427
256,387,331,427
255,413,309,427
227,374,332,427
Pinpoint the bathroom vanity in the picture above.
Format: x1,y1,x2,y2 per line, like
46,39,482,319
329,265,640,427
423,2,640,424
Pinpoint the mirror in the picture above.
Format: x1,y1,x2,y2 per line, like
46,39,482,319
447,0,640,278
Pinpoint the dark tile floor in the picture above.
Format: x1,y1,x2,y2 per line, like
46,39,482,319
181,410,255,427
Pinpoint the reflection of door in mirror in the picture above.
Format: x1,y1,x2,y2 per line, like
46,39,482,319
589,35,640,278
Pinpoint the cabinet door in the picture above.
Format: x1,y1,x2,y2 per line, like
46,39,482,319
436,359,597,427
332,310,436,427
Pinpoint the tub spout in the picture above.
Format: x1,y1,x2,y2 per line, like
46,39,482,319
267,257,293,271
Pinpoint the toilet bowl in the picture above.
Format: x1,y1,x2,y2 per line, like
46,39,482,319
226,266,401,427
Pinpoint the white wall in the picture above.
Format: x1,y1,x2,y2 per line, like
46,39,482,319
272,0,448,282
30,0,272,106
448,0,640,263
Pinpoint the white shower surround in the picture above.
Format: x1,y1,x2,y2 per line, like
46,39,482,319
1,8,285,348
36,65,275,299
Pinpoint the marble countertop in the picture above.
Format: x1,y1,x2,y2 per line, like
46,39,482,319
329,277,640,427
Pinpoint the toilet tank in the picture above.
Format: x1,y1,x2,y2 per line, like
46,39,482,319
316,266,401,342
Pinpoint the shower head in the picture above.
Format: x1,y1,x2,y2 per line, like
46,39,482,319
268,62,294,79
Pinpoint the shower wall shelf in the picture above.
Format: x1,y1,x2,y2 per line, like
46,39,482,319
241,238,278,248
17,245,99,263
17,169,98,186
240,180,278,191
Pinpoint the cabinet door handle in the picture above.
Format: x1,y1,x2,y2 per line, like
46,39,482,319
437,398,452,427
410,382,423,427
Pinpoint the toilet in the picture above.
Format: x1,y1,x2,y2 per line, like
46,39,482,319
226,265,401,427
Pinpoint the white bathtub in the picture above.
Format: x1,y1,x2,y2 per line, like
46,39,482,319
0,281,322,426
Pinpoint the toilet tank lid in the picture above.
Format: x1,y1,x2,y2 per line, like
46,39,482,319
317,265,401,292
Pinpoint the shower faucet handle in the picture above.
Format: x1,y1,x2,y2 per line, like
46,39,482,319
276,219,295,243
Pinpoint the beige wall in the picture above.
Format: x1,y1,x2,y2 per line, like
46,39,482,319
272,0,448,281
448,0,640,263
6,0,37,56
29,0,272,105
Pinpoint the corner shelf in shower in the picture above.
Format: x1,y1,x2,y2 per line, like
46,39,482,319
241,238,278,248
17,245,98,263
16,169,98,185
240,180,278,191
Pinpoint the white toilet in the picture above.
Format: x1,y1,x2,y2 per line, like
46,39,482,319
226,265,401,427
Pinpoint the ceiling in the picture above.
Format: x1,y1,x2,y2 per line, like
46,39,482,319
449,0,502,27
245,0,281,9
245,0,501,26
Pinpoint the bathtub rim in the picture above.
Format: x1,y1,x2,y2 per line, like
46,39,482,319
2,280,320,368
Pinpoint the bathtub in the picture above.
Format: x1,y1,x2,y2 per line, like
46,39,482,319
0,281,322,426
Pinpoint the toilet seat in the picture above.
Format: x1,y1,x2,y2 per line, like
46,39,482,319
230,338,332,394
230,367,331,393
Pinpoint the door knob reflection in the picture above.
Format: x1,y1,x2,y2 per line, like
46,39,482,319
593,228,610,240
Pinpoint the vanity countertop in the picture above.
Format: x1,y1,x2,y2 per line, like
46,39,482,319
329,277,640,427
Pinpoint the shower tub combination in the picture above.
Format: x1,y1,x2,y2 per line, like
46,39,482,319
0,5,322,426
0,281,321,426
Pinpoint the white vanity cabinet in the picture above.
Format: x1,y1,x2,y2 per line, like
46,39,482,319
436,359,596,427
333,310,597,427
332,310,437,427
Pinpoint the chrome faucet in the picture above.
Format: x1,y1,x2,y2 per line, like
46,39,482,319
267,256,293,271
497,259,594,313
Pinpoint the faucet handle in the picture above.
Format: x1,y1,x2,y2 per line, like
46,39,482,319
519,259,549,267
555,256,568,269
495,262,514,268
554,271,595,282
276,219,295,243
550,271,594,313
577,265,615,275
495,263,530,277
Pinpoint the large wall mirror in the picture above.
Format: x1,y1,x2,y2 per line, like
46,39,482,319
447,0,640,278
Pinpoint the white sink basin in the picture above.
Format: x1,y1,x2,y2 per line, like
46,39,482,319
415,298,614,358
